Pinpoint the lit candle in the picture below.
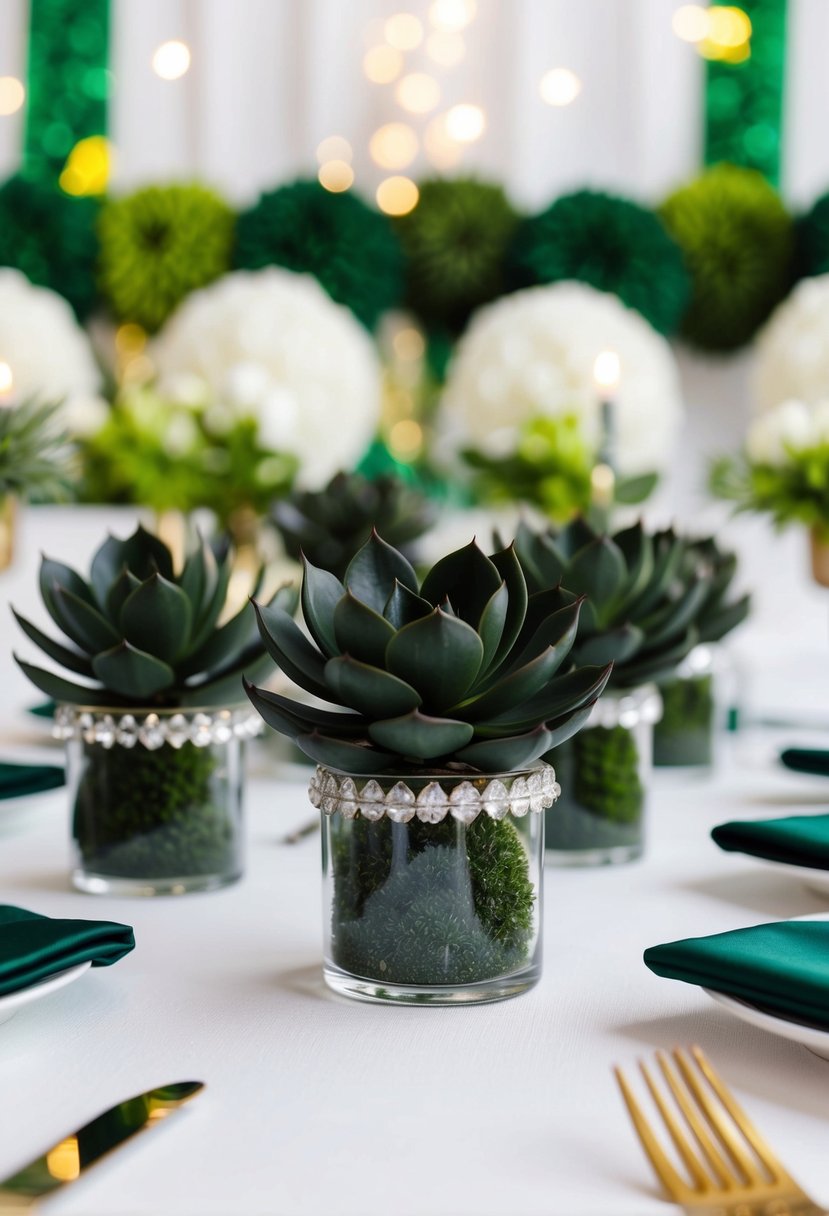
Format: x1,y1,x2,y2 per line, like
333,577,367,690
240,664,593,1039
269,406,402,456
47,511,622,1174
0,361,14,405
591,350,621,515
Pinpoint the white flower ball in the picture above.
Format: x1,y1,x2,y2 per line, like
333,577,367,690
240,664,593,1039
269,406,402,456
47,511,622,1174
0,269,105,435
746,399,815,465
438,281,683,477
755,274,829,410
154,268,382,488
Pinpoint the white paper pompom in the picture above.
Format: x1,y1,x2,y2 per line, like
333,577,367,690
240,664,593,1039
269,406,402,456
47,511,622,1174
746,399,815,464
437,281,683,477
754,274,829,411
154,268,382,488
0,269,104,435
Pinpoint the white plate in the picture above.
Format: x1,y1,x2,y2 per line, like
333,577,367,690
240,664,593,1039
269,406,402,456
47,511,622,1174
703,912,829,1060
0,961,91,1026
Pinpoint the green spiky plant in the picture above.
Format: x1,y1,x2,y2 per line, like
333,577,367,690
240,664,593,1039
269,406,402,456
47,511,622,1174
247,531,611,987
653,538,750,768
513,517,717,858
269,471,435,580
0,399,73,505
13,525,295,884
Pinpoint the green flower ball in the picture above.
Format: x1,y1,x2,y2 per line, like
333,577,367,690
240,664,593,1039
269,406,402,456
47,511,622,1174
234,180,403,330
794,191,829,279
98,184,234,331
507,189,689,336
394,177,519,333
0,174,99,318
660,164,794,351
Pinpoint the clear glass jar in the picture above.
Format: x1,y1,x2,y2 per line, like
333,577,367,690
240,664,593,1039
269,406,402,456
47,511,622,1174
55,704,262,896
311,764,557,1006
653,644,718,769
545,686,662,867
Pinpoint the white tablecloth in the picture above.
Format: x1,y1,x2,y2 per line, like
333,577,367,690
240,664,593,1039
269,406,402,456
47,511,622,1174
1,508,828,1216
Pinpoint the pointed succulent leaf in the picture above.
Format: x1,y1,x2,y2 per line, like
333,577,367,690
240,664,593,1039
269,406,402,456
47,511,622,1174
614,472,659,505
91,641,175,699
11,608,95,677
368,710,474,760
344,531,418,614
500,600,582,677
619,628,698,687
476,664,612,734
454,725,553,771
613,522,654,611
51,585,121,654
557,516,599,559
508,587,581,663
462,638,580,722
180,647,273,706
39,557,95,624
542,702,598,750
488,543,528,668
386,607,484,708
561,536,627,623
333,591,396,668
637,580,710,653
477,580,509,673
326,654,421,717
181,598,257,678
105,568,141,623
13,655,113,706
626,531,685,619
120,574,193,663
243,680,367,737
697,593,750,644
383,579,433,629
576,624,644,666
189,554,233,653
178,539,209,615
90,526,174,603
301,556,345,658
252,599,329,699
295,731,394,774
419,540,502,628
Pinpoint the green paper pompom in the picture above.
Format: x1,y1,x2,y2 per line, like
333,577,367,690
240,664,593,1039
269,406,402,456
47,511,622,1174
795,192,829,279
98,184,234,331
234,180,403,330
0,174,99,318
660,164,794,351
508,189,690,336
394,177,519,333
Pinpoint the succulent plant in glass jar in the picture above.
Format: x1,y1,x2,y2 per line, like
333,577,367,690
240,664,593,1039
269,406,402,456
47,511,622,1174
13,525,294,895
246,531,610,1004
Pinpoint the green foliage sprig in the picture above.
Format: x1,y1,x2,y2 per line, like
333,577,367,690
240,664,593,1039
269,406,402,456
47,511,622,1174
0,399,73,502
710,445,829,535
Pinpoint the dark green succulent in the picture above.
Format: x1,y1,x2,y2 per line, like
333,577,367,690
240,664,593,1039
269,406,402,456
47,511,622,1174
246,532,612,774
512,518,716,690
14,525,294,707
270,471,436,580
682,537,750,643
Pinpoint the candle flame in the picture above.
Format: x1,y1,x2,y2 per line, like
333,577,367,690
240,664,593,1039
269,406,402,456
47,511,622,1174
593,350,620,391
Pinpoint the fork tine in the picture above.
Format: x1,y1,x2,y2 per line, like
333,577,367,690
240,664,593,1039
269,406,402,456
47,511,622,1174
673,1048,768,1186
614,1066,692,1201
654,1051,738,1189
690,1045,796,1185
639,1059,711,1192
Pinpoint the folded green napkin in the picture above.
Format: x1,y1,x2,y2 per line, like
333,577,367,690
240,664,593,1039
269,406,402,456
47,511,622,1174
0,905,134,997
0,762,64,799
711,814,829,870
780,747,829,777
27,700,56,720
645,920,829,1027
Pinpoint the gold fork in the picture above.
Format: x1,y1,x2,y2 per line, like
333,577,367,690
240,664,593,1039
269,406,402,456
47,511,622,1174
614,1045,827,1216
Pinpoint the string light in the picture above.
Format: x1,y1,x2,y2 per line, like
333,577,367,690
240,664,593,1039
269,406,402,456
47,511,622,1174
540,68,582,107
318,160,354,192
370,123,419,170
384,14,423,50
428,0,476,32
363,45,404,83
396,73,440,114
0,77,25,117
425,31,465,66
444,103,485,143
152,40,191,80
316,136,353,165
376,176,419,216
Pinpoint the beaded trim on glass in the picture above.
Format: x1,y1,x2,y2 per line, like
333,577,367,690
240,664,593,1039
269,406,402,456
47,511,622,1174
589,684,663,731
308,763,560,825
52,704,264,751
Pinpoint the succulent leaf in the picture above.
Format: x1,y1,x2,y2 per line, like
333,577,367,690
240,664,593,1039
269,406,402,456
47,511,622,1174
120,574,193,663
344,531,418,614
369,710,475,760
326,654,421,717
575,624,644,666
13,656,113,707
454,726,554,770
487,544,529,668
301,557,345,658
51,586,122,654
333,592,396,668
295,732,395,774
243,680,366,737
39,557,96,621
478,665,612,734
562,537,627,623
419,540,502,629
383,579,433,629
385,608,484,709
11,609,95,678
90,526,174,601
252,600,329,699
92,642,176,699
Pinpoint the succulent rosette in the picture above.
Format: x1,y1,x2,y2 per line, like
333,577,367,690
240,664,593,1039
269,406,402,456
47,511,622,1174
246,533,612,774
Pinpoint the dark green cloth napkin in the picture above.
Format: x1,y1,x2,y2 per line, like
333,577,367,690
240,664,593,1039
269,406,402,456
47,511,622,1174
644,920,829,1028
0,761,64,798
0,905,134,996
27,700,56,720
711,813,829,870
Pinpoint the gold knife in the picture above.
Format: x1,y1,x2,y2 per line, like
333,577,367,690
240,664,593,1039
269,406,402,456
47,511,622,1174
0,1081,204,1212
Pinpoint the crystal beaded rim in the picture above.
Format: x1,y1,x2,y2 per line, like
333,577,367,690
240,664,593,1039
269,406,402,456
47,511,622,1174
53,703,264,751
308,763,560,824
589,684,663,730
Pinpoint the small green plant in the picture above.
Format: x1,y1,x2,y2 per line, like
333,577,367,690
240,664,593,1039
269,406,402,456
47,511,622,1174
270,470,435,579
711,422,829,536
0,399,73,503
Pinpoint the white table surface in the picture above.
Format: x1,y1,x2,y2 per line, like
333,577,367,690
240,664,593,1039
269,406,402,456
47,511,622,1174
1,508,829,1216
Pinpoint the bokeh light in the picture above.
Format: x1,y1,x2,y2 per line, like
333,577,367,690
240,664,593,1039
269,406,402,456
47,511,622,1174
388,419,424,459
396,73,441,114
59,135,111,195
318,160,355,192
672,5,709,42
445,103,485,143
0,77,25,117
0,362,13,396
393,328,425,360
376,176,420,216
428,0,476,32
425,31,465,66
593,350,621,390
316,136,353,165
363,45,404,83
540,68,582,107
370,123,419,170
152,40,191,80
385,13,423,50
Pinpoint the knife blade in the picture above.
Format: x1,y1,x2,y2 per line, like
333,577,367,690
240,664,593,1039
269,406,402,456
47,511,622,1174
0,1081,203,1210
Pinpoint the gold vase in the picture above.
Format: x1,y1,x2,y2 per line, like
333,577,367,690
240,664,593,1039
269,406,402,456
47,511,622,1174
809,527,829,588
0,496,16,572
